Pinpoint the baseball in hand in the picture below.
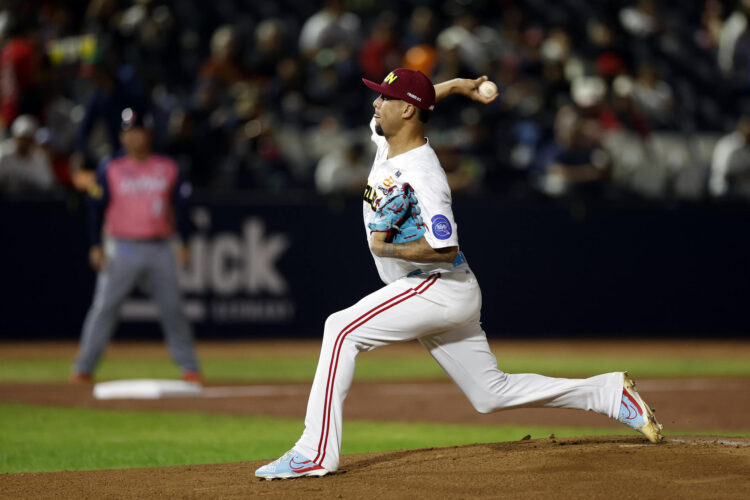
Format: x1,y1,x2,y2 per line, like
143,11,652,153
478,81,498,98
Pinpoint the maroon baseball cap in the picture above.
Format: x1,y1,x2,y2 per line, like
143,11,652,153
362,68,436,111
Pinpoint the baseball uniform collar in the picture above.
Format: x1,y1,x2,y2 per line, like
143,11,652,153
383,138,430,163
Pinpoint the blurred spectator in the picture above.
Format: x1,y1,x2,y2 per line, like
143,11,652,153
0,0,747,203
436,14,490,75
198,25,244,89
236,119,295,191
587,19,628,80
314,142,368,195
431,42,464,85
0,115,56,193
631,62,674,129
571,75,621,132
697,0,725,51
188,25,247,189
401,7,439,77
165,107,217,188
403,6,438,48
71,54,149,175
121,2,180,88
265,57,305,123
619,0,662,39
249,19,288,79
359,12,402,81
0,15,43,128
610,75,650,137
533,105,611,197
35,126,73,188
84,0,120,38
437,146,486,194
306,115,352,160
718,0,750,78
298,0,361,57
709,114,750,199
403,44,438,78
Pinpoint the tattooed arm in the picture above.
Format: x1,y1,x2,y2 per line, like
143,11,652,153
369,231,457,263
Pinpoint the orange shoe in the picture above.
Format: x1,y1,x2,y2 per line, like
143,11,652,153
181,371,203,384
70,372,94,384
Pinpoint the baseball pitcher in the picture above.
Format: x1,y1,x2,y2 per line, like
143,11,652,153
255,70,662,480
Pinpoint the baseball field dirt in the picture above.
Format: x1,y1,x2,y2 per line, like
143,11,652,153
1,377,749,431
1,437,749,499
1,340,749,498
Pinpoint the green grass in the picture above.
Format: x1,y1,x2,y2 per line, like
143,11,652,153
3,346,747,475
3,403,748,474
2,355,750,383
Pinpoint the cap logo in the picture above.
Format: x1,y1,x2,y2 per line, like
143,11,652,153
383,72,398,85
406,92,422,102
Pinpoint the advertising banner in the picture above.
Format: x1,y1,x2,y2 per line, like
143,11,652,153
2,197,749,338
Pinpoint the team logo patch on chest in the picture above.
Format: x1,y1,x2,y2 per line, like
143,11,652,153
431,214,452,240
363,184,377,209
364,176,400,210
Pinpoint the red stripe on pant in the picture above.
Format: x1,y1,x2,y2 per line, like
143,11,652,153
312,289,414,463
314,274,440,465
623,389,643,415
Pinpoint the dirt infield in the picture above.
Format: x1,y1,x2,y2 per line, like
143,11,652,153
2,437,749,499
2,339,750,430
1,377,749,431
2,340,749,498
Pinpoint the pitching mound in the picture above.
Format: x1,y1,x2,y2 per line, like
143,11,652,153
2,436,748,499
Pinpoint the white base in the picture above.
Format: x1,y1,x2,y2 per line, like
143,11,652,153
93,379,203,400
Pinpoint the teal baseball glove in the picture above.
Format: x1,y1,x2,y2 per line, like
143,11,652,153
368,183,426,243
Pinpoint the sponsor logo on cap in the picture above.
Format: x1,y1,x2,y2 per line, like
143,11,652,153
406,92,422,102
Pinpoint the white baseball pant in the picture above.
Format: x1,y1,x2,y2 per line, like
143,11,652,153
293,270,624,472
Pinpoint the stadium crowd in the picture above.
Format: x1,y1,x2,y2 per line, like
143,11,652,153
1,0,750,201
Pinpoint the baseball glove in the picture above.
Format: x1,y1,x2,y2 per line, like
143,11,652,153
368,183,426,243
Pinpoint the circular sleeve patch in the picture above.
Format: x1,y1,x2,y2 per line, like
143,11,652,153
431,214,452,240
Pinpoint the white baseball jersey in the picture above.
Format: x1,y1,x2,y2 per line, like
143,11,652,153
363,118,468,284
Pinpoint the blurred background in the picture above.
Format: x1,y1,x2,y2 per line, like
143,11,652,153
1,0,750,340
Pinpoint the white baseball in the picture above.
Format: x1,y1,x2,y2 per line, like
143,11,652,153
478,81,498,98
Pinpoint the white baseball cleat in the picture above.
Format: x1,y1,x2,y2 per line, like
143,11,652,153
617,372,664,443
254,449,329,480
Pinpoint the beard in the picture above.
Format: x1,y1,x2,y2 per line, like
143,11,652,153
375,123,384,136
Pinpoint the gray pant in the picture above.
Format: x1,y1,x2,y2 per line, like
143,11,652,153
74,239,200,375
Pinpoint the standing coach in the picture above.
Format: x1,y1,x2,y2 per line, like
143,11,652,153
71,108,201,384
